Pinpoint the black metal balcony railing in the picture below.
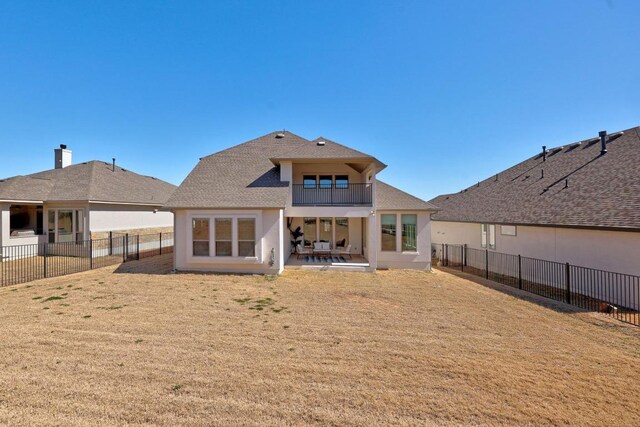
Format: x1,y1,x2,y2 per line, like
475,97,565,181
292,183,373,206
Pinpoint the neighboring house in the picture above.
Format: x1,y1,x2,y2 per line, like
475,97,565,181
430,126,640,276
0,145,176,249
165,131,438,274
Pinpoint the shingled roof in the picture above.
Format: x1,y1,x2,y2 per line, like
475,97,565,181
165,130,434,211
0,161,176,205
430,126,640,231
376,180,438,211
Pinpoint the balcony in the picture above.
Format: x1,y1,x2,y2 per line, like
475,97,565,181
292,183,373,206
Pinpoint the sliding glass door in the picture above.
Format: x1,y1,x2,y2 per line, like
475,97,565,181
47,209,86,243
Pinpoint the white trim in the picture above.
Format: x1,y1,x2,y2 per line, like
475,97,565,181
186,211,263,264
88,200,165,207
378,211,422,255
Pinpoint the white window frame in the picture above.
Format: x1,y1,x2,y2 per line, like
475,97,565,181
489,224,496,250
481,224,497,250
379,212,420,254
500,225,517,236
45,207,88,244
186,212,262,264
191,218,210,257
481,224,487,248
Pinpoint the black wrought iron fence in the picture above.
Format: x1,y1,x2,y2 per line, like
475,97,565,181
1,232,173,288
432,243,639,326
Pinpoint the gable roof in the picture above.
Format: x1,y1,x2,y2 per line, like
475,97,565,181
0,161,176,205
165,131,387,209
376,180,438,211
430,126,640,231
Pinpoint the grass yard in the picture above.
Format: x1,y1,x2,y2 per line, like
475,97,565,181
0,255,639,426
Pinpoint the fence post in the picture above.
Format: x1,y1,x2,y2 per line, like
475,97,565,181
159,232,162,255
463,244,467,267
124,234,129,262
43,242,48,278
445,244,449,267
485,249,489,279
109,231,113,256
136,235,140,260
89,239,93,270
441,243,444,267
565,262,571,305
461,245,464,272
518,255,522,289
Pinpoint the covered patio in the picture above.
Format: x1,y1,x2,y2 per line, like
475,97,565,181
285,253,370,271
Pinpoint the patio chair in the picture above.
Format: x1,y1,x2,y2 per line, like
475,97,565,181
295,244,312,259
332,244,352,260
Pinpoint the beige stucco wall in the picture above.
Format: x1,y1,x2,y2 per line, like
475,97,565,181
0,204,8,247
173,208,284,274
89,204,173,233
432,220,640,276
376,211,432,270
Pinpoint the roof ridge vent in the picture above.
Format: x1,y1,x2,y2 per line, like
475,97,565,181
317,140,326,146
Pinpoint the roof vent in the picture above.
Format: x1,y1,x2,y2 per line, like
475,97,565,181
275,132,285,139
317,140,325,146
599,130,607,155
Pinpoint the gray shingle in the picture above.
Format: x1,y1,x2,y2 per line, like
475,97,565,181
0,161,176,205
430,126,640,230
165,131,386,209
376,181,438,211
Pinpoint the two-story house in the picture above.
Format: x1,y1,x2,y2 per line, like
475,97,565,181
165,131,438,274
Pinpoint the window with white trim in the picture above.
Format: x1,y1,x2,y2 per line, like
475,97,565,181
381,214,397,251
481,224,496,249
237,218,256,257
401,214,417,251
192,219,210,256
215,218,232,256
481,224,487,248
489,224,496,250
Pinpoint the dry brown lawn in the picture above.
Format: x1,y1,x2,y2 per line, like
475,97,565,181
0,255,639,426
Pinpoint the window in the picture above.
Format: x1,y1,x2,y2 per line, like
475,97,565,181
303,175,316,189
75,209,84,243
381,214,397,251
500,225,517,236
481,224,487,248
215,218,232,256
319,217,332,244
335,175,349,189
192,219,210,256
46,209,85,243
237,218,256,257
401,214,417,251
319,175,332,189
481,224,496,249
48,211,55,243
303,217,316,247
489,224,496,250
335,217,349,247
57,210,73,243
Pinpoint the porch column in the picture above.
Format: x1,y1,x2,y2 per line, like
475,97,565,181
367,211,378,270
277,209,285,273
0,204,9,247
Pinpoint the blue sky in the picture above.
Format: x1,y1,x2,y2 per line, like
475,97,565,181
0,0,638,200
